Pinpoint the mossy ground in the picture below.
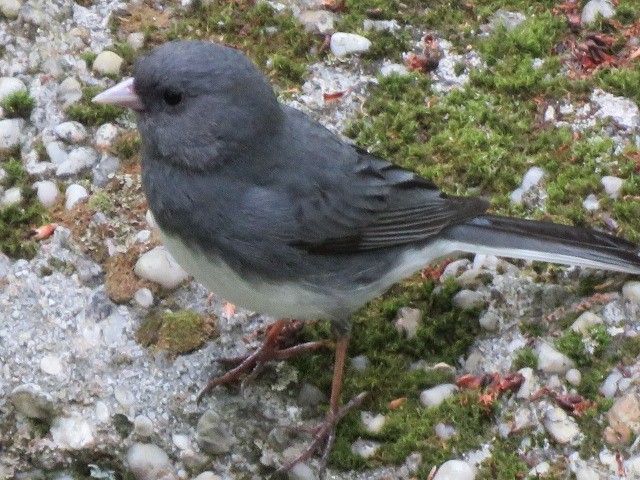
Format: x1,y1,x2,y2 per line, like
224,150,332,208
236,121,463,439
136,309,218,355
98,0,640,475
1,91,35,119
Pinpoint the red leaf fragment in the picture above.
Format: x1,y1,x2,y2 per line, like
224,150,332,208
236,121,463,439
28,223,58,240
323,91,346,103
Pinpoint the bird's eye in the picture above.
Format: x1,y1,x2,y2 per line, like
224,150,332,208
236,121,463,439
163,89,182,106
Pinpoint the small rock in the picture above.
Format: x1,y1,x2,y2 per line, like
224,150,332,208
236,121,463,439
591,89,639,129
433,459,476,480
95,401,109,423
65,184,88,210
361,411,386,434
288,463,317,480
40,355,62,375
0,118,24,150
601,176,623,199
95,123,119,150
622,281,640,306
363,19,400,32
575,467,600,480
134,246,189,289
92,154,120,187
537,342,575,374
582,194,600,211
298,10,335,34
581,0,615,25
46,141,68,165
9,384,56,420
136,230,151,243
134,288,154,308
298,383,326,407
441,259,471,279
172,434,191,450
127,32,145,50
0,77,26,102
193,473,222,480
521,166,545,191
452,289,484,310
33,180,59,208
600,370,622,398
544,406,581,444
330,32,372,57
126,443,173,480
0,0,22,19
350,439,380,459
517,367,540,399
544,105,556,122
489,9,526,31
54,121,87,143
510,187,523,204
566,369,582,386
56,146,98,177
607,393,640,443
51,415,94,449
625,456,640,476
529,462,550,477
420,384,458,408
350,354,369,371
434,422,457,440
380,62,409,77
93,51,124,76
133,415,154,438
196,410,236,454
571,312,603,336
1,186,22,207
479,310,500,331
58,77,82,107
394,307,421,338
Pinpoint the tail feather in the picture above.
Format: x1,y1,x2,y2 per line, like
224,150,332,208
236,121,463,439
442,215,640,275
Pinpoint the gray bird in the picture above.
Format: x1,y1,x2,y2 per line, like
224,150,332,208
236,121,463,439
94,40,640,477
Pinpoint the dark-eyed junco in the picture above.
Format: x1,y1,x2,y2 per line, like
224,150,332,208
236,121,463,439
94,40,640,477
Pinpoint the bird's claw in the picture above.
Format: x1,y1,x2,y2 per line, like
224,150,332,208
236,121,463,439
272,392,368,479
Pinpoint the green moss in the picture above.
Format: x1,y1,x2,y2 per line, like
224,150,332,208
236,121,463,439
80,51,97,68
476,435,528,479
290,277,484,471
0,158,48,259
555,326,611,368
137,309,218,354
1,91,35,119
512,347,537,370
66,85,123,126
88,191,114,214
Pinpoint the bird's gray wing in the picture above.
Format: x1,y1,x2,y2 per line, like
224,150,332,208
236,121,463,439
289,146,489,254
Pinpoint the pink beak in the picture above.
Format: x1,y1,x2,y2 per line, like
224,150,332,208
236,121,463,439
92,77,144,111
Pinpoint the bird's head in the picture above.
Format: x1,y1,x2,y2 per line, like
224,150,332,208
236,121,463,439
93,41,283,171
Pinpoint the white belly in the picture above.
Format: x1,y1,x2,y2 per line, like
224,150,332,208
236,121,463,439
159,230,330,319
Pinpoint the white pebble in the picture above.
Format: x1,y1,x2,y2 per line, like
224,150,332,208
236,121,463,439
435,422,457,440
126,443,172,480
287,463,317,480
133,415,154,437
64,184,88,210
361,411,386,434
601,176,623,199
114,385,135,410
509,187,523,204
54,121,87,143
56,146,99,177
544,406,581,444
330,32,372,57
1,186,22,207
136,229,151,243
193,473,222,480
0,118,24,150
440,259,471,279
452,289,484,310
40,355,62,375
57,77,82,107
582,193,600,211
95,123,119,150
33,180,58,208
350,354,369,371
95,401,109,423
599,370,622,398
93,51,124,76
51,414,94,449
0,0,22,19
134,246,189,289
172,433,191,450
537,342,575,373
575,467,600,480
521,166,545,191
433,460,476,480
380,62,409,77
566,369,582,386
622,281,640,306
571,312,603,336
420,384,458,408
394,307,421,338
350,439,380,459
46,141,68,165
134,288,154,308
127,32,145,50
0,77,26,102
581,0,615,25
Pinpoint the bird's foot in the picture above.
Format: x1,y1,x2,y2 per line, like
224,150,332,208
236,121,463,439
197,319,326,402
273,392,367,479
